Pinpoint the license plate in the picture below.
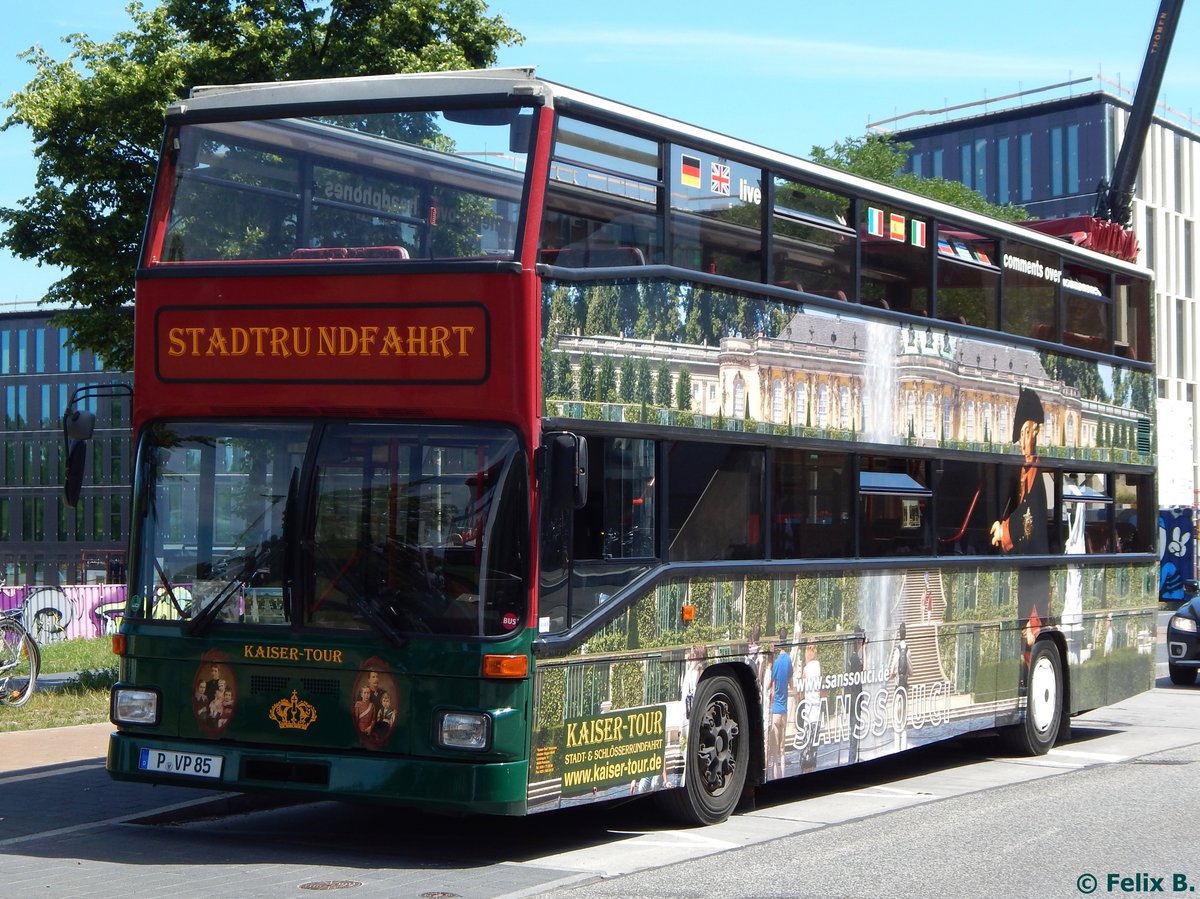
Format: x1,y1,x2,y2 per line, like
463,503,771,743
138,747,224,779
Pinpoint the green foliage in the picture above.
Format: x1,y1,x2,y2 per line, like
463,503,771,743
675,366,692,410
618,355,637,403
3,0,524,370
654,360,673,407
597,355,617,402
809,134,1031,223
634,357,653,404
578,353,596,401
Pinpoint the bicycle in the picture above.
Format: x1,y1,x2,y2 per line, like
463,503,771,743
0,607,40,707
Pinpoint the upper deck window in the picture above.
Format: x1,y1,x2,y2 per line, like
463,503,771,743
541,117,660,267
936,226,999,328
860,204,931,315
151,107,533,265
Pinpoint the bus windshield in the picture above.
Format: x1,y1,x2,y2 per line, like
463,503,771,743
131,421,528,639
154,106,533,264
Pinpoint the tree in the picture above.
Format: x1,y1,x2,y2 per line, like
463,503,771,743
597,355,616,403
578,354,596,401
654,360,672,407
618,355,637,403
675,366,692,411
2,1,523,370
809,134,1031,223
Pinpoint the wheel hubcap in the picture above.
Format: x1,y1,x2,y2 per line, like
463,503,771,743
698,695,740,795
1029,655,1058,735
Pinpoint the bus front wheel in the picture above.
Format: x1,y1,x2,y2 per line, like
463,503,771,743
657,673,748,826
1004,639,1063,756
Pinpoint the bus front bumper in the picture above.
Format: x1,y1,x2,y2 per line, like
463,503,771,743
107,732,529,816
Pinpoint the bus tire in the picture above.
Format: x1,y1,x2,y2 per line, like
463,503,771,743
656,673,748,826
1003,639,1063,756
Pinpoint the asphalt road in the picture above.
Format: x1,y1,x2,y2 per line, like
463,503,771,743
2,670,1198,899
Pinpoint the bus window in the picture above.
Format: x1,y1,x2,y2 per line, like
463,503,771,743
670,146,762,282
306,424,527,637
1062,262,1112,353
858,458,931,557
1062,472,1114,554
158,109,529,264
131,422,308,624
542,116,660,267
1001,240,1059,342
859,204,931,315
1114,473,1153,553
772,176,854,301
1114,273,1152,361
935,226,999,328
667,441,763,561
572,437,656,561
772,449,851,558
933,460,997,555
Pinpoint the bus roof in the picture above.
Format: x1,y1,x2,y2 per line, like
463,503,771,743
170,67,1150,278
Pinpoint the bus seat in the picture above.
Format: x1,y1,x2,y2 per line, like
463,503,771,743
349,246,409,258
291,247,351,259
290,246,410,260
553,246,645,267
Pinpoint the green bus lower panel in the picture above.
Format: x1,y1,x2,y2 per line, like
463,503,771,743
108,732,530,816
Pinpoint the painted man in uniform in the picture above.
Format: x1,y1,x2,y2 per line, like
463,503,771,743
990,387,1051,678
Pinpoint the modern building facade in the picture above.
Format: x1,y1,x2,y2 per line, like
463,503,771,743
0,306,130,586
888,80,1199,512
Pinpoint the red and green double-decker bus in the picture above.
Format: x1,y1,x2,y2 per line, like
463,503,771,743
86,68,1158,825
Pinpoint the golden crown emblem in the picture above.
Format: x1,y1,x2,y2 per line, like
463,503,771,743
268,690,318,731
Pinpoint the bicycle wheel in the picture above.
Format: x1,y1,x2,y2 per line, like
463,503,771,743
0,618,38,707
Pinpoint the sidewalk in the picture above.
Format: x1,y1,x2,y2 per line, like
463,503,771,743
0,722,110,774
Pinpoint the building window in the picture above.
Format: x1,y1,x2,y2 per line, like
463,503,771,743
931,149,943,179
1019,133,1032,202
997,137,1010,205
733,375,746,419
974,138,988,197
1067,124,1080,195
960,143,973,189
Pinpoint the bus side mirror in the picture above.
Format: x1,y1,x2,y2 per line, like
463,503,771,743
63,407,96,507
509,112,533,155
547,432,588,511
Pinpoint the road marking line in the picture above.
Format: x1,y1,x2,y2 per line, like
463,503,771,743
0,794,232,848
1047,748,1127,763
0,763,104,787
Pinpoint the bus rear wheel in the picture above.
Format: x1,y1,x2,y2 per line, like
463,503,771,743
1003,639,1062,756
656,673,748,825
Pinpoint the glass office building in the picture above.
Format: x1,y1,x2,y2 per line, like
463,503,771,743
0,308,130,586
893,86,1199,511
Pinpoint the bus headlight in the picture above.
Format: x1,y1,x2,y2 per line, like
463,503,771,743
437,711,491,750
111,687,160,725
1169,615,1198,634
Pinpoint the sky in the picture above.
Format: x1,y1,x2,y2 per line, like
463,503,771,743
2,0,1198,305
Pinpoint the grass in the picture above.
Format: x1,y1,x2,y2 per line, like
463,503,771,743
0,637,119,733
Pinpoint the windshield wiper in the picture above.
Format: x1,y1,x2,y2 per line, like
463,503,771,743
307,542,408,647
184,551,264,637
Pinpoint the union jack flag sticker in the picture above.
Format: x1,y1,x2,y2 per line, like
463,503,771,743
711,162,731,196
